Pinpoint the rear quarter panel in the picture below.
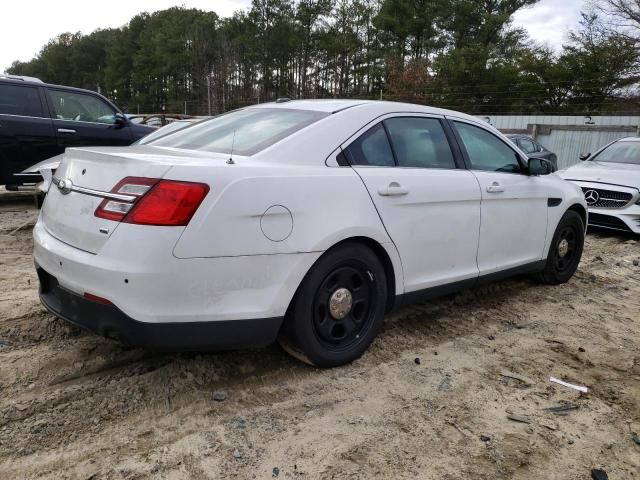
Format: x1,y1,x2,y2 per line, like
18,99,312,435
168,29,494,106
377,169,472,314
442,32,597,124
171,162,394,256
170,161,404,296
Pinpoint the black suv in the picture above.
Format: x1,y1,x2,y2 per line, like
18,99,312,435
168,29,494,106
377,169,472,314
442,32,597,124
0,75,154,188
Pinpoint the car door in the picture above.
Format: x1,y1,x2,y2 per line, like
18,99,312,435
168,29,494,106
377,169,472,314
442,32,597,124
343,115,481,294
0,82,57,185
450,119,549,275
46,88,133,149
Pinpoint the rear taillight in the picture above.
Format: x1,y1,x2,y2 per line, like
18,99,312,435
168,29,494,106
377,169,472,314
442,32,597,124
95,177,157,222
125,180,209,226
95,177,209,226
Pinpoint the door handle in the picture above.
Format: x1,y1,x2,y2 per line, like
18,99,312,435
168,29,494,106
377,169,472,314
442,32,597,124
57,128,77,134
378,182,409,196
486,182,504,193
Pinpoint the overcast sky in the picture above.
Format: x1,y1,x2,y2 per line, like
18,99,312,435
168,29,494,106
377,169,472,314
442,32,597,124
1,0,586,73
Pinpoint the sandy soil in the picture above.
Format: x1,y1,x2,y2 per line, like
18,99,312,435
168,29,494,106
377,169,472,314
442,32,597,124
0,202,638,480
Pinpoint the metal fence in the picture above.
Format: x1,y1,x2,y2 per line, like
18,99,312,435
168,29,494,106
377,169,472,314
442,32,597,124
480,115,640,170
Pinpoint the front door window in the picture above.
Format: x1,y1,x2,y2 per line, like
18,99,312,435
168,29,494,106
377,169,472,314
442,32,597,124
48,90,117,124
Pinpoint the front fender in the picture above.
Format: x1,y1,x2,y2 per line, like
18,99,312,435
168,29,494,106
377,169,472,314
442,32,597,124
543,178,587,257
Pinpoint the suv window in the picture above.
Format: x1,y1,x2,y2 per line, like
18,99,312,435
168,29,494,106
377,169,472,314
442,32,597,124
384,117,455,169
519,138,538,154
47,89,117,124
343,123,395,167
454,122,522,173
0,84,44,117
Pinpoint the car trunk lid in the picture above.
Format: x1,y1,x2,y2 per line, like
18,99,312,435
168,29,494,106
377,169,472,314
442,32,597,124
41,146,180,253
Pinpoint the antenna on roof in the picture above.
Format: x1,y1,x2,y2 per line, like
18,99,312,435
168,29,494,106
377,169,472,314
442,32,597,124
227,130,236,165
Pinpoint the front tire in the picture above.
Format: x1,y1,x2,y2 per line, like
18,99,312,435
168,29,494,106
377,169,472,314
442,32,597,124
279,242,387,368
537,210,584,284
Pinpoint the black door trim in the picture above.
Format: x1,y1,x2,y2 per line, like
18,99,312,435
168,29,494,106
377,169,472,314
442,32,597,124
393,260,546,310
440,118,467,169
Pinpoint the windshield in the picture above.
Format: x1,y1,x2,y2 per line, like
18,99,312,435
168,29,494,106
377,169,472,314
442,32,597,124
148,107,329,155
592,141,640,165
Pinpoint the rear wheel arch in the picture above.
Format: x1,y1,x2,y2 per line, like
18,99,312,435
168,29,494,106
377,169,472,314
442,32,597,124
283,236,397,324
279,236,391,367
327,236,397,312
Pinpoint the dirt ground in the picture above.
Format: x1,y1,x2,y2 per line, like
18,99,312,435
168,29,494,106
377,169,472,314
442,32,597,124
0,201,638,480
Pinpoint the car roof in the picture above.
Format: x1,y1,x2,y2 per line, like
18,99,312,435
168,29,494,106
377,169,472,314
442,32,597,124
247,99,486,124
248,99,371,113
0,74,43,83
0,76,109,97
616,136,640,142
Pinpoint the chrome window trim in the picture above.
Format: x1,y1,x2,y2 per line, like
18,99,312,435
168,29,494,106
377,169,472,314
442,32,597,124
0,112,50,120
53,117,118,126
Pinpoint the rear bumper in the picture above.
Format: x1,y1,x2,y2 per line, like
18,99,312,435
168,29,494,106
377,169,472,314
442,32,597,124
38,267,283,350
33,220,321,324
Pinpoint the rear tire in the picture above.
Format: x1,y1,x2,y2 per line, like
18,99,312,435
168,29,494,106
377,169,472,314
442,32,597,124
537,210,584,285
278,242,387,368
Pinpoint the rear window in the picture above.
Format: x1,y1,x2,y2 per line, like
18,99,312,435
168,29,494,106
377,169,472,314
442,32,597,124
149,108,328,155
0,84,44,117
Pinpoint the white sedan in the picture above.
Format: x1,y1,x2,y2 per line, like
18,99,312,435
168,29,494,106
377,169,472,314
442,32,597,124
559,137,640,234
34,100,587,367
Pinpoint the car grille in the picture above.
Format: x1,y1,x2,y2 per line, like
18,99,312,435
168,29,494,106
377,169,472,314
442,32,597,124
588,213,632,232
580,187,633,209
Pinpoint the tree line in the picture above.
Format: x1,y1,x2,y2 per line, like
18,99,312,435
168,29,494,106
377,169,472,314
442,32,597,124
7,0,640,115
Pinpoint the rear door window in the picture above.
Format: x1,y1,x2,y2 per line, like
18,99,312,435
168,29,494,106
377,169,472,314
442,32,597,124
384,117,455,169
343,123,395,167
0,84,45,117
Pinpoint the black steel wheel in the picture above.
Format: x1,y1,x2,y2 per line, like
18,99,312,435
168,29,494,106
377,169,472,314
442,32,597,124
553,225,579,274
279,242,387,367
312,263,377,350
537,210,585,285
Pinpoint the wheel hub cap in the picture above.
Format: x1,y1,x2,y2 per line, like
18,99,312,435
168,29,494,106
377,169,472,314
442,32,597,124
329,288,353,320
558,239,569,258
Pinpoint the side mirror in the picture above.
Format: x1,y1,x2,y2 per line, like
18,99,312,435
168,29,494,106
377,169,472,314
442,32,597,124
579,152,591,161
528,157,553,176
114,113,127,128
